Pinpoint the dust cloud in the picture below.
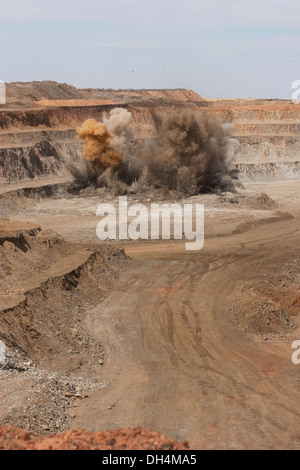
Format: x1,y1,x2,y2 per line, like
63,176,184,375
76,118,122,169
145,111,240,193
68,108,240,195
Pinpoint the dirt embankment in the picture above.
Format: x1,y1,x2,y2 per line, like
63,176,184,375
0,220,129,366
0,220,131,435
232,256,300,340
2,81,86,109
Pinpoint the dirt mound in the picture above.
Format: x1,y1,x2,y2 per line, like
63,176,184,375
0,219,128,308
0,221,131,434
232,256,300,340
232,288,295,338
232,211,294,235
0,182,79,218
5,81,86,108
219,192,278,210
0,223,130,370
0,426,189,450
0,367,108,434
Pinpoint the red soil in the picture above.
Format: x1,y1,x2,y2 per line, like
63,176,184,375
0,426,190,451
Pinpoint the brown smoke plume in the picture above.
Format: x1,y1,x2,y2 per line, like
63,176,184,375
76,118,122,172
143,110,240,194
69,108,240,195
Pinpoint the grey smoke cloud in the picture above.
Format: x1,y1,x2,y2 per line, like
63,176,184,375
70,108,240,195
143,110,240,193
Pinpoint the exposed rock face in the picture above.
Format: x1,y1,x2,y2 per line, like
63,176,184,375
0,81,299,185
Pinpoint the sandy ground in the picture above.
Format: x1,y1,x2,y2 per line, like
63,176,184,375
0,180,299,449
69,181,300,450
1,81,300,449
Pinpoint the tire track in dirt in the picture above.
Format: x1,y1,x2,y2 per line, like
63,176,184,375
70,215,300,449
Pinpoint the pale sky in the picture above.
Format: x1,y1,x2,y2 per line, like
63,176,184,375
0,0,299,98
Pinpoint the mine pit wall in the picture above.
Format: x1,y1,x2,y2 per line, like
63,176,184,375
0,101,300,184
0,105,126,183
200,105,300,181
0,105,127,130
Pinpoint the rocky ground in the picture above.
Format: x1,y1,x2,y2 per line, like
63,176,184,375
0,82,299,449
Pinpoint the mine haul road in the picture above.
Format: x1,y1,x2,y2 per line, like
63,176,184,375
71,194,300,450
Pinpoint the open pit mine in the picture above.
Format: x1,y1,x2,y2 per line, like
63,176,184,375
0,81,299,450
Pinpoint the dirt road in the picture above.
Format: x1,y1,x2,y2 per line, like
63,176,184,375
1,82,300,449
69,183,300,450
1,181,299,449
